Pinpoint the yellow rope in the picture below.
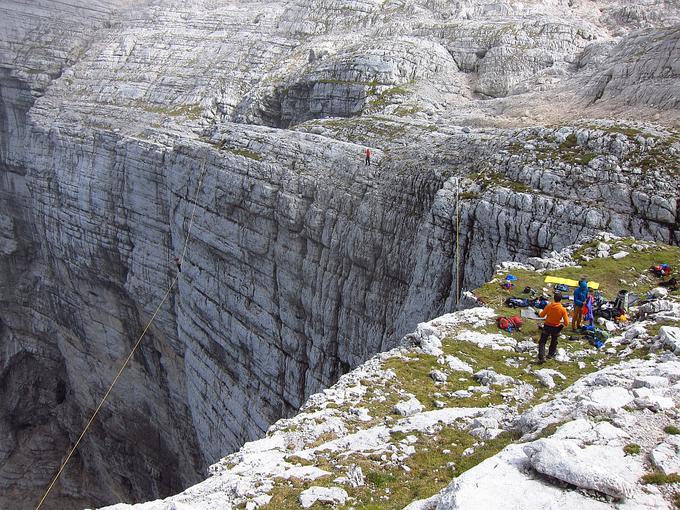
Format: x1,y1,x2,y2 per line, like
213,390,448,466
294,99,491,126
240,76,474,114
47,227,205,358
35,162,208,510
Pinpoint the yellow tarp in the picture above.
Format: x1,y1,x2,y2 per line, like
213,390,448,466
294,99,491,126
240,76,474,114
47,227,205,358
544,276,600,290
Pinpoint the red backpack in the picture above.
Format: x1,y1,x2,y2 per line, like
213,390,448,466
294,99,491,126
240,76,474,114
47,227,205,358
509,316,523,328
498,316,522,332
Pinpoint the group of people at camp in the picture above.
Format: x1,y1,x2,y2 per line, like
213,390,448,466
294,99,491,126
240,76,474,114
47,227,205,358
536,277,592,363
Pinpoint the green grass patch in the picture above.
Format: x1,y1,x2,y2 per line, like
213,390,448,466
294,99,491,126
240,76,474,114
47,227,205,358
624,443,641,455
366,470,397,487
221,145,262,161
370,85,410,109
665,426,680,435
394,105,421,117
641,471,680,484
468,170,532,193
138,102,203,119
559,133,578,150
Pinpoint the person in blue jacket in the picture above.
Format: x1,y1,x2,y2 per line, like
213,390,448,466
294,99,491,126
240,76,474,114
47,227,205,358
572,277,588,331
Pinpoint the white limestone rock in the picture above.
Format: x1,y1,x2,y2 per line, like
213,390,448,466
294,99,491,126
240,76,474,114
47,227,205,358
632,376,669,389
457,331,517,351
439,355,474,374
474,370,515,387
650,436,680,475
649,287,669,299
430,370,448,383
299,486,348,508
394,398,424,417
660,327,680,353
523,438,635,499
535,369,566,389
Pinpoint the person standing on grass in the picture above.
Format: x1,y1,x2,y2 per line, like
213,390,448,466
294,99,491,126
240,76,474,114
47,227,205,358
364,147,372,166
572,277,588,331
538,293,570,363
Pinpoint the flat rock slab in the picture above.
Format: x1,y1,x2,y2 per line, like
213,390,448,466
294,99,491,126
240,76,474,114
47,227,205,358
651,436,680,475
435,443,662,510
299,486,348,508
394,397,424,416
457,331,517,351
587,387,634,413
633,376,670,388
440,355,473,373
523,438,635,499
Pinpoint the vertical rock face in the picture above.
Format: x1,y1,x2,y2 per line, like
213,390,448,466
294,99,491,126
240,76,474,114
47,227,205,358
0,1,679,509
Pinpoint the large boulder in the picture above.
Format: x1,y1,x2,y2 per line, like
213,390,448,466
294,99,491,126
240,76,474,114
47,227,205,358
523,438,635,499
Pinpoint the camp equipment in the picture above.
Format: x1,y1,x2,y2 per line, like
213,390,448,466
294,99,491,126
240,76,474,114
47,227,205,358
521,308,542,320
544,276,600,289
613,290,631,312
497,315,523,332
505,297,530,308
650,264,671,277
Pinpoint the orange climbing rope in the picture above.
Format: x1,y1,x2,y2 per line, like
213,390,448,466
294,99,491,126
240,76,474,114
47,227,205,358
34,162,208,510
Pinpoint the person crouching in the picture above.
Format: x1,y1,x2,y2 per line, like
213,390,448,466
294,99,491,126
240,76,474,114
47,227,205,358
537,293,570,363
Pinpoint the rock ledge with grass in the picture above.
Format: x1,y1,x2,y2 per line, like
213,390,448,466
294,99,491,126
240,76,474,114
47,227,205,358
97,235,680,510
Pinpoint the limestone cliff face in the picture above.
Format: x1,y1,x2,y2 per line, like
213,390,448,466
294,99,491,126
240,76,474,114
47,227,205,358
1,1,679,509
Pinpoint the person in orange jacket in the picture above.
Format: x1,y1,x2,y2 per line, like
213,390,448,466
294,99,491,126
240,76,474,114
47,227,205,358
537,293,570,363
364,147,371,166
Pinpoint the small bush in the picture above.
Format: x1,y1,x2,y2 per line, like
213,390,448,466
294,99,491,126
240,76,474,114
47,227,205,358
673,492,680,509
623,443,641,455
641,471,680,485
665,425,680,435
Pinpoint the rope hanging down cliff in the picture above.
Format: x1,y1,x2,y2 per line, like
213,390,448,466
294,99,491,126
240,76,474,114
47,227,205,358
34,162,209,510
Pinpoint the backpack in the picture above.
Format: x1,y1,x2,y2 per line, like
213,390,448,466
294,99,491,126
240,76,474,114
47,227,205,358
497,316,522,332
613,290,630,312
497,317,511,331
505,297,529,308
650,264,671,277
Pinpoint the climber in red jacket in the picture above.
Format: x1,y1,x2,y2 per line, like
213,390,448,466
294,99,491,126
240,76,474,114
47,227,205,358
364,147,371,166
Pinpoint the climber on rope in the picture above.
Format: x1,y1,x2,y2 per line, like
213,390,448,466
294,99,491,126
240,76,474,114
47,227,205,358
364,147,372,166
174,256,181,272
537,293,569,364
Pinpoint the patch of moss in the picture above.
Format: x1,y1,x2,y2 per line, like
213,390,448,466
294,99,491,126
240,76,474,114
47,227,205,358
366,470,397,487
138,102,203,119
225,147,262,161
370,84,410,109
641,471,680,485
559,133,578,150
665,425,680,435
624,443,641,455
394,105,421,117
468,170,532,194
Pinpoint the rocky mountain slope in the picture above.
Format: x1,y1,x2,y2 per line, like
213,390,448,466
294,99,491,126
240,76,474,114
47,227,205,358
97,234,680,509
1,1,679,508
